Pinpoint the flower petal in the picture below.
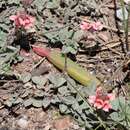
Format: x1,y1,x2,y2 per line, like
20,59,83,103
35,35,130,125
102,101,112,112
29,16,35,23
9,15,17,21
88,96,96,104
10,12,35,30
92,22,103,31
94,99,104,109
107,93,115,101
80,21,92,30
19,18,25,26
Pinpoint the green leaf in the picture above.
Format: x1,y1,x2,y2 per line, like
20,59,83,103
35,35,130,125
111,96,125,111
4,96,19,107
14,98,23,104
34,90,44,97
20,72,31,83
84,121,93,129
24,98,33,107
58,86,69,95
59,104,68,113
72,102,82,114
116,8,128,21
42,97,51,108
8,0,20,4
110,112,122,122
79,81,96,96
62,95,76,105
0,31,7,47
4,99,13,107
79,101,89,110
59,28,73,39
62,44,77,54
51,95,61,104
67,78,77,93
32,76,47,88
33,0,47,12
32,99,43,108
48,73,66,87
76,94,83,102
47,1,59,9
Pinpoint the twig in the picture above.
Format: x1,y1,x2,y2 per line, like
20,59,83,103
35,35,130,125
0,80,19,83
31,57,45,70
120,84,127,96
0,105,4,110
96,36,124,57
100,41,122,55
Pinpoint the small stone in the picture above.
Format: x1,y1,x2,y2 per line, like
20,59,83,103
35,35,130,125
107,68,111,72
17,116,29,128
104,80,107,83
72,124,79,129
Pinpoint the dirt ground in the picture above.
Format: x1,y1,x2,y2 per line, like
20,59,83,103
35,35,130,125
1,0,130,130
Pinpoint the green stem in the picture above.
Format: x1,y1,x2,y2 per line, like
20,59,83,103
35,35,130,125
120,0,127,52
120,0,126,32
125,5,130,51
62,55,107,129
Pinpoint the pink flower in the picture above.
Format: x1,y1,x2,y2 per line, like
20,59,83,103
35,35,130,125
91,22,103,31
80,21,92,31
88,87,115,112
10,11,35,30
80,21,103,31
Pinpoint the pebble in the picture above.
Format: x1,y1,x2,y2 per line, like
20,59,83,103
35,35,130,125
107,68,111,72
17,115,29,128
72,124,80,129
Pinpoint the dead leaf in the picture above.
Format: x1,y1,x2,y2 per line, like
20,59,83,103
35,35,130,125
31,65,50,76
53,116,72,130
98,32,108,42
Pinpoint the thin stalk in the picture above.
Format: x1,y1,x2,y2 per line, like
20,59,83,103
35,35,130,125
120,0,127,52
63,73,108,129
64,53,67,73
120,0,126,31
125,5,130,51
94,124,102,130
63,54,108,129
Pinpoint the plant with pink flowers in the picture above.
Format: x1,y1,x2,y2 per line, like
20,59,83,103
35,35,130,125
9,9,36,51
80,21,103,31
10,11,35,30
88,87,115,112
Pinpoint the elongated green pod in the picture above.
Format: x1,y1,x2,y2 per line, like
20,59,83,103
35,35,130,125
32,46,101,87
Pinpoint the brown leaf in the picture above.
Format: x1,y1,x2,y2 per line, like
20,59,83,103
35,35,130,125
98,32,109,42
53,116,72,130
31,65,49,76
